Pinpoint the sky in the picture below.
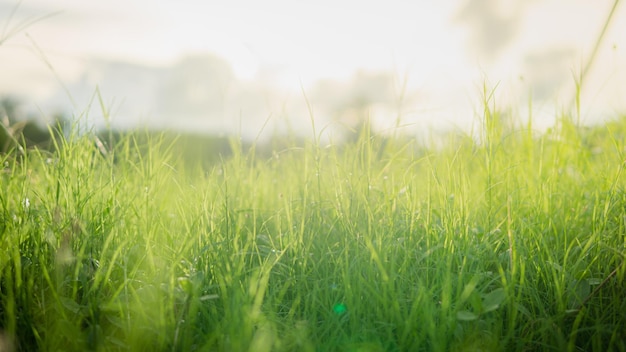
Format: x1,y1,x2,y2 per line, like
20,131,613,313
0,0,625,139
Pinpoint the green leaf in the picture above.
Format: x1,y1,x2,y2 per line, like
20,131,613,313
459,275,481,305
515,302,531,318
456,310,479,321
199,294,219,301
59,297,82,314
586,278,602,285
482,288,506,313
576,280,591,299
568,279,591,308
106,336,129,349
178,277,193,295
104,314,126,329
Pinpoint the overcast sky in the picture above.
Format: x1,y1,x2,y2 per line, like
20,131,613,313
1,0,624,138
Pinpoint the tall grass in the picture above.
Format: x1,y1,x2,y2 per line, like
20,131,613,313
0,103,625,351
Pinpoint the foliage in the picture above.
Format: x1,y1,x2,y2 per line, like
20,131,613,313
0,109,625,351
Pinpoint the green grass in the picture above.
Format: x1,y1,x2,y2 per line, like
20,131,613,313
1,110,625,351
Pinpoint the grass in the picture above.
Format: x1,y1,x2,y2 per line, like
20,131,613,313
0,106,625,351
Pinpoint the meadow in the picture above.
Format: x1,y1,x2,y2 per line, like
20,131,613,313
0,106,625,351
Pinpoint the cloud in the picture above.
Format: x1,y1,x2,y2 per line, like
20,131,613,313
455,0,529,60
155,54,235,118
522,47,576,101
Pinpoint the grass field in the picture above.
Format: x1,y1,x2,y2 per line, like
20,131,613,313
0,108,625,351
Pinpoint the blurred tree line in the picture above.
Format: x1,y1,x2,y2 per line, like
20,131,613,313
0,96,66,152
0,96,308,168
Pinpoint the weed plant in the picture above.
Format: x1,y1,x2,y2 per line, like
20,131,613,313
0,106,625,351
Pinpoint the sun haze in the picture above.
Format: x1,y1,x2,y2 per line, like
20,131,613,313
0,0,624,137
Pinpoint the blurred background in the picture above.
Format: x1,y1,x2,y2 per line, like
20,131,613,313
0,0,625,143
